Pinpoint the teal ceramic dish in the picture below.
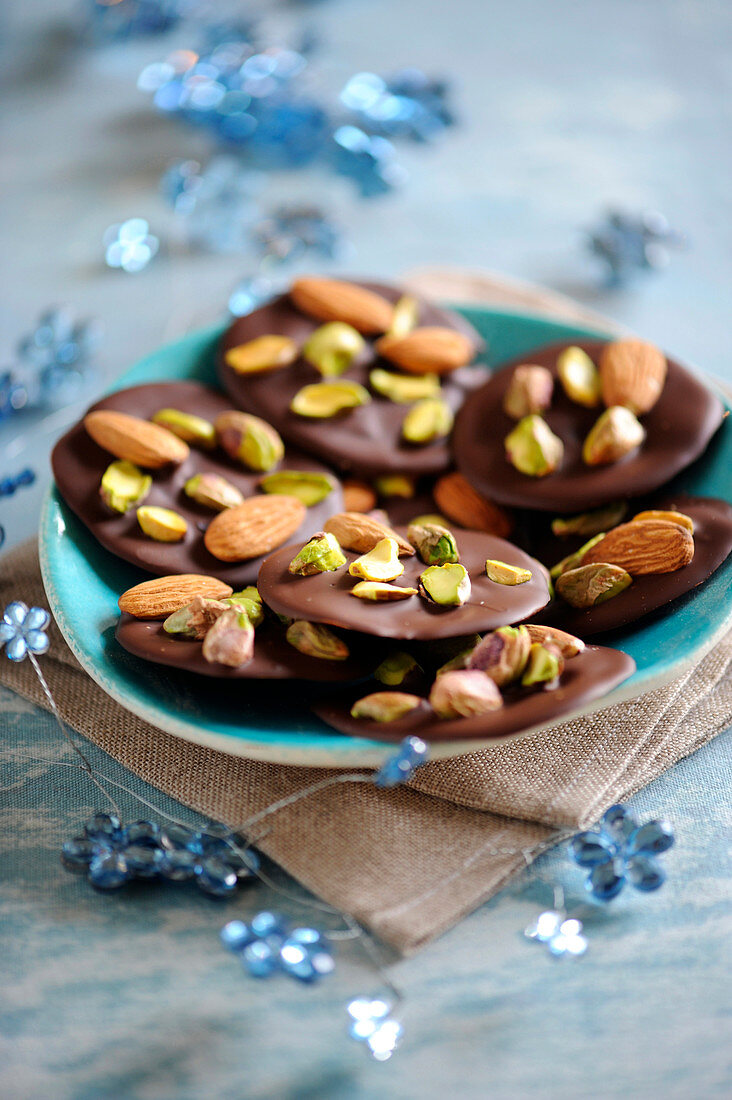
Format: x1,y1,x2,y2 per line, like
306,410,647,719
39,308,732,766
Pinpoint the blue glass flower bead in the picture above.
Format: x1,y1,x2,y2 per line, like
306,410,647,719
570,802,674,900
221,912,334,983
331,126,407,197
524,910,588,957
0,468,35,497
373,736,429,788
0,602,50,662
253,205,341,265
347,997,403,1061
587,209,684,286
104,219,159,273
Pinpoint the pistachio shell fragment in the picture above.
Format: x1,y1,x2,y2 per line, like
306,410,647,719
184,472,244,512
100,460,152,514
368,367,440,404
349,537,404,582
388,294,419,339
289,532,347,576
375,651,421,686
550,533,608,579
468,625,531,687
350,581,418,601
521,642,564,687
303,322,365,377
215,411,285,472
290,380,371,418
505,415,564,477
225,335,299,375
555,562,632,608
137,506,187,542
226,586,264,628
582,406,645,467
557,346,601,408
402,396,454,444
485,559,532,585
285,620,349,660
419,563,471,607
350,691,422,723
374,475,416,500
202,607,255,668
260,469,336,506
503,364,554,420
163,597,230,639
429,670,503,719
632,509,694,533
152,408,216,448
408,522,460,566
551,501,627,539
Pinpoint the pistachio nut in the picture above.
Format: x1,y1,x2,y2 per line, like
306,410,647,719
290,380,371,418
225,334,299,375
302,322,365,377
289,532,347,576
632,509,694,533
151,408,216,449
286,620,349,660
184,472,244,512
552,501,627,539
407,522,460,566
505,415,564,478
100,460,152,514
555,562,632,608
374,475,416,499
409,512,450,529
435,642,480,677
429,670,503,719
485,559,532,585
549,533,607,579
419,562,471,607
137,506,187,542
468,625,531,687
350,691,423,723
374,651,421,686
202,607,255,668
163,596,229,639
402,396,454,444
521,642,564,687
260,469,336,506
502,364,554,420
349,537,404,582
350,581,418,601
369,367,440,404
557,346,601,408
387,294,419,339
215,410,285,472
582,406,646,467
226,586,264,628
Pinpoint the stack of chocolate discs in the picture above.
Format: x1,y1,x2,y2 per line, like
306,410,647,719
50,277,732,744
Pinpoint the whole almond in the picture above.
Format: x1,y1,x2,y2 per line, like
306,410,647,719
581,519,694,575
85,410,190,468
290,277,394,334
525,623,585,658
323,512,415,556
205,495,306,562
119,574,233,620
342,480,378,513
599,338,668,415
375,327,475,376
433,472,513,538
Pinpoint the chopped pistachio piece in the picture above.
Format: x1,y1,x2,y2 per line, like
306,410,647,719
582,406,645,467
468,625,531,687
226,586,264,628
505,415,564,477
152,408,216,448
485,559,532,585
290,380,371,418
202,607,254,668
350,691,422,723
502,364,554,420
349,537,404,582
435,642,479,677
303,322,365,377
350,581,418,601
285,620,349,660
419,562,471,607
550,533,608,579
289,532,347,576
429,670,503,719
632,509,694,533
100,460,151,514
555,562,632,608
402,396,454,444
409,512,450,529
552,501,627,539
557,346,601,407
521,642,564,687
214,411,284,472
408,522,460,566
388,294,419,339
184,472,244,512
375,651,421,686
225,335,299,375
137,505,187,542
260,470,336,506
369,367,440,404
374,475,416,499
163,597,229,639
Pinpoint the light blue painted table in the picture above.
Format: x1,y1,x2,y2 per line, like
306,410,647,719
1,1,731,1096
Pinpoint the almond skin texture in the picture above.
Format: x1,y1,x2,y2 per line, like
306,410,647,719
342,480,378,513
525,623,585,658
118,575,233,620
581,519,694,575
433,472,513,538
204,495,306,562
84,410,190,468
290,277,394,335
599,338,668,415
375,327,475,376
323,511,415,556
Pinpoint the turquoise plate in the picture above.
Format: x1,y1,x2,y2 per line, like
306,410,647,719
40,308,732,766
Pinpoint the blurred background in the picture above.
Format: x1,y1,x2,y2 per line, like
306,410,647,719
1,0,731,550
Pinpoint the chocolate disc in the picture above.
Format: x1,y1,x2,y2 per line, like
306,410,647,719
314,644,636,744
453,340,725,512
257,526,550,641
218,283,485,479
51,381,343,589
116,614,374,681
535,495,732,637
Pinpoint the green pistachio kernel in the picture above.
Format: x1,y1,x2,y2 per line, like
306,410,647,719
349,537,404,582
505,415,564,477
369,367,440,404
100,460,152,514
374,651,421,686
289,532,347,576
303,322,366,377
214,411,285,472
151,408,216,448
374,475,416,499
225,335,299,375
408,522,460,566
184,472,244,512
350,691,423,722
521,642,563,687
290,380,372,418
226,586,265,628
402,396,454,444
551,501,628,539
557,346,601,408
419,562,471,607
137,506,187,542
350,581,418,601
555,563,632,608
285,620,350,660
549,533,608,580
485,559,532,585
260,469,336,506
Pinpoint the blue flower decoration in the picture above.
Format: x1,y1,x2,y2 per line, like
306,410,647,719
347,997,403,1060
103,219,159,273
341,69,454,143
0,602,50,662
61,814,259,896
571,803,675,900
587,209,684,286
373,736,429,788
12,308,102,410
331,125,407,197
253,205,341,265
524,910,588,957
161,156,262,254
228,274,276,318
221,912,335,983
